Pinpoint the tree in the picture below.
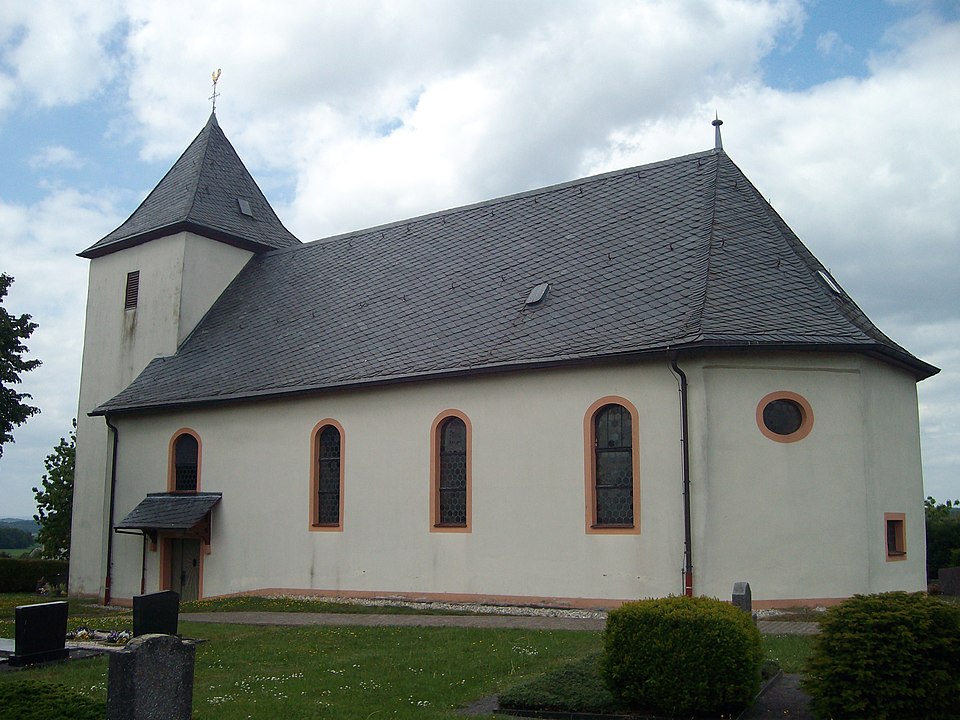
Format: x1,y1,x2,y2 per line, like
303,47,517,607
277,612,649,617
0,273,41,458
33,420,75,560
925,496,960,580
0,524,33,549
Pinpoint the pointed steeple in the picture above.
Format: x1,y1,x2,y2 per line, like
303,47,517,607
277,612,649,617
79,113,300,258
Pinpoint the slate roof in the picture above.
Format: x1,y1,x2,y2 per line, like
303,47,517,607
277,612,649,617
79,113,300,258
116,492,222,531
93,147,937,415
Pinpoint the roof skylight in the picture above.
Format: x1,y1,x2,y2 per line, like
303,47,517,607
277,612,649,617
525,282,550,306
238,198,253,217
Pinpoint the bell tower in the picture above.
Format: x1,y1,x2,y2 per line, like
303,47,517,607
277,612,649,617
69,113,300,599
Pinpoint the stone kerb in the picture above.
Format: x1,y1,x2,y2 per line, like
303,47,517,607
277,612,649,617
106,634,195,720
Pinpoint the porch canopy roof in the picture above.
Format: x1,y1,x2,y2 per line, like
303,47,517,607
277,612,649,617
116,492,222,533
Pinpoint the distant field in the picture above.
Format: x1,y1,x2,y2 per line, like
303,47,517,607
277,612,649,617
0,546,39,558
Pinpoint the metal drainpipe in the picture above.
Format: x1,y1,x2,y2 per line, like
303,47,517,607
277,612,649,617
670,354,694,597
103,416,119,605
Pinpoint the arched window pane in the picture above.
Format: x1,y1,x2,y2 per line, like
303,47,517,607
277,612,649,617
595,404,633,525
438,417,467,525
317,426,341,525
174,434,198,492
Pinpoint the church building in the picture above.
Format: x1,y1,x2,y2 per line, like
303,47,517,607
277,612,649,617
68,113,937,608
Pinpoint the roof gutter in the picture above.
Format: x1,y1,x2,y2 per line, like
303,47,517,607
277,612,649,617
670,353,694,597
103,415,119,605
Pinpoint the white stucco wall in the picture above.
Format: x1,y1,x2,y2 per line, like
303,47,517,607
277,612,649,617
70,233,252,597
102,351,928,606
688,353,926,603
106,363,687,604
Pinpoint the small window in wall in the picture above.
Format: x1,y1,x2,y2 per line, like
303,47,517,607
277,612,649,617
124,271,140,310
310,420,344,531
430,410,472,532
169,430,200,493
757,391,814,443
584,397,640,534
885,512,906,561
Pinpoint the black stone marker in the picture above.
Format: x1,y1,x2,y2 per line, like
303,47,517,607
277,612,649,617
133,590,180,637
10,601,69,666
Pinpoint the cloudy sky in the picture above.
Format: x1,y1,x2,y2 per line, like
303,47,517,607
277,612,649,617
0,0,957,520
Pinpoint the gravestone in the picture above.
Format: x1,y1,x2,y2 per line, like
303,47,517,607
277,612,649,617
107,634,195,720
10,601,69,666
939,567,960,596
732,581,752,615
133,590,180,637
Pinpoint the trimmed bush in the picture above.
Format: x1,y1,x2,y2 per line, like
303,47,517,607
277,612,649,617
601,595,762,716
0,557,68,592
0,680,104,720
803,591,960,720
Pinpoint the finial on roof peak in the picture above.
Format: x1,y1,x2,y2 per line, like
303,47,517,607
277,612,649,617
210,68,222,113
712,112,723,151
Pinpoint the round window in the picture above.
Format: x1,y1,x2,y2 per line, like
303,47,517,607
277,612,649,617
762,399,804,436
756,392,813,443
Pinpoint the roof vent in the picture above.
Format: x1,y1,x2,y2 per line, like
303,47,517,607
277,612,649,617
238,198,253,217
817,269,842,294
525,282,550,306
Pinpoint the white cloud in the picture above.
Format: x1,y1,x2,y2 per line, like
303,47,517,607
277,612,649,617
815,30,852,57
0,188,121,519
0,0,126,110
29,145,84,170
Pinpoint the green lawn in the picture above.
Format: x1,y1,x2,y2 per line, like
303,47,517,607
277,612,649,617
0,594,816,719
1,620,600,719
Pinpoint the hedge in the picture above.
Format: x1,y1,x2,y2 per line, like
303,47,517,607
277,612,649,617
804,591,960,719
601,595,762,716
0,557,69,592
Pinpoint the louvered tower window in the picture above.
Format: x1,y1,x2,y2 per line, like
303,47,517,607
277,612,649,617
124,271,140,310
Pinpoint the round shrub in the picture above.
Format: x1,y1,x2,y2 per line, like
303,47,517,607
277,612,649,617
803,591,960,719
601,595,762,716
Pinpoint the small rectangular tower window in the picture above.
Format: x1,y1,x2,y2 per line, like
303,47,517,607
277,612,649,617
885,512,906,560
124,271,140,310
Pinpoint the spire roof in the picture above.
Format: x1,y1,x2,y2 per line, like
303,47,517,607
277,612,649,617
79,113,300,259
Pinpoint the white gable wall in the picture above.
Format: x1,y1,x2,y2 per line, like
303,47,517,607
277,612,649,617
101,351,927,606
70,233,252,597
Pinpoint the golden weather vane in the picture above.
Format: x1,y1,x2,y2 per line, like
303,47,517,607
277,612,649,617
210,68,222,112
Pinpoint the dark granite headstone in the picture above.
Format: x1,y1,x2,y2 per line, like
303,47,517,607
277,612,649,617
939,567,960,596
133,590,180,637
732,581,752,615
107,634,195,720
10,601,69,666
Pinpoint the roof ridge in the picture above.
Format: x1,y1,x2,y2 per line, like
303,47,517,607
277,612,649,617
181,112,217,224
689,151,722,340
276,149,720,253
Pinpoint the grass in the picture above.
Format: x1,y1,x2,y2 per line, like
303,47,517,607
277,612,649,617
180,594,477,615
0,620,600,719
0,593,816,718
0,547,39,558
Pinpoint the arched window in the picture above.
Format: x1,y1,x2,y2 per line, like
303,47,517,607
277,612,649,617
584,398,640,534
310,420,344,531
169,430,200,493
430,410,472,532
